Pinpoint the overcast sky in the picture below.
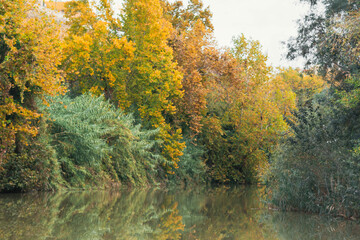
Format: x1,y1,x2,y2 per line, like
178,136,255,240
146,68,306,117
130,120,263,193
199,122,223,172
192,0,310,69
114,0,311,69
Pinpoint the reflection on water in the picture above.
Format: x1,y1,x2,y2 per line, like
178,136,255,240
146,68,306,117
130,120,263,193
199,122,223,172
0,186,359,240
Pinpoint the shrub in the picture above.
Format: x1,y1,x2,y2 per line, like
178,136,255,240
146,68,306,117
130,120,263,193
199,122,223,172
168,138,206,185
0,118,63,192
41,93,164,187
265,90,360,218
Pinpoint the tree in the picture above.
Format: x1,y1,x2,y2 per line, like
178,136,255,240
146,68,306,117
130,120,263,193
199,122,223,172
202,35,297,183
62,0,135,107
275,67,325,108
121,0,185,173
161,0,213,32
287,0,360,84
0,0,66,191
40,93,163,187
0,0,64,159
162,0,214,137
265,0,360,217
266,89,360,217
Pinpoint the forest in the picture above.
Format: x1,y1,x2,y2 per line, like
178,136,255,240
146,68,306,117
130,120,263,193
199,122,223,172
0,0,359,219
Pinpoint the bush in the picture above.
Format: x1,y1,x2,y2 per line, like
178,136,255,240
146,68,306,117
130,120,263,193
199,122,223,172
0,118,63,192
41,93,164,188
168,138,206,185
265,90,360,218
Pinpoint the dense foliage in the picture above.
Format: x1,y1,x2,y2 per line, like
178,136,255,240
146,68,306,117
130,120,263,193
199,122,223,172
266,90,360,217
1,0,359,221
266,0,360,218
42,94,163,187
0,0,65,191
121,0,185,173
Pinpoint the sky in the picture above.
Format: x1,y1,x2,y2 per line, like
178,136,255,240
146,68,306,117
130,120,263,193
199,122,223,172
112,0,310,68
191,0,310,69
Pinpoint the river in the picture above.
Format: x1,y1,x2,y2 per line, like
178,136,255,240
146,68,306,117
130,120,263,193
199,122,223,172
0,186,359,239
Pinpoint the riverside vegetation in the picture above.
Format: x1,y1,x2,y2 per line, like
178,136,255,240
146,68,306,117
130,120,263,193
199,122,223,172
0,0,359,219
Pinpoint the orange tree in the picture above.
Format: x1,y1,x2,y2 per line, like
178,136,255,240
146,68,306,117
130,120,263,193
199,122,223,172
159,0,216,183
162,0,213,137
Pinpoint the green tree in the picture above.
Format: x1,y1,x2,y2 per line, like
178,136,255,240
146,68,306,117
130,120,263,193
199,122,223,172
266,0,360,217
287,0,360,83
266,90,360,217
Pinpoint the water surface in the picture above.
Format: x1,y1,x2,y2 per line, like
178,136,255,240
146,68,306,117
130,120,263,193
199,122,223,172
0,186,359,239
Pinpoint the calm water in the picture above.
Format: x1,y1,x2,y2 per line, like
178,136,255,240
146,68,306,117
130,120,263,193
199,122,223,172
0,186,359,240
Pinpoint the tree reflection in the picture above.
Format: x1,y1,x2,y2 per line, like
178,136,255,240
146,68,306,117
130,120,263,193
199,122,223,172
0,189,185,240
0,187,359,239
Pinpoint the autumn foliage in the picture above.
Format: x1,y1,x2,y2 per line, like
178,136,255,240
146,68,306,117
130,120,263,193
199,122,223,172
0,0,326,191
0,0,64,161
63,0,135,106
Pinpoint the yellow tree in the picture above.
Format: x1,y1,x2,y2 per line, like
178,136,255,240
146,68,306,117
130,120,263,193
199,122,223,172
203,35,297,183
62,0,135,107
228,36,298,181
0,0,64,158
121,0,184,172
275,67,325,108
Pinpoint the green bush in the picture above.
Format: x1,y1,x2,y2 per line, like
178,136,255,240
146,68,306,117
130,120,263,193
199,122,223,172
265,90,360,218
168,138,206,185
41,93,164,188
0,119,63,192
